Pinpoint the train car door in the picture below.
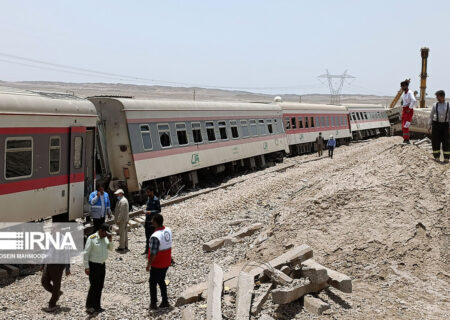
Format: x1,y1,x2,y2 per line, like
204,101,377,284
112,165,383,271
68,127,86,221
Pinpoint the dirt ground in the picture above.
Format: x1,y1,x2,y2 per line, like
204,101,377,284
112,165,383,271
0,136,448,319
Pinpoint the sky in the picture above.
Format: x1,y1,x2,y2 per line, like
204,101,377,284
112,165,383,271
0,0,449,96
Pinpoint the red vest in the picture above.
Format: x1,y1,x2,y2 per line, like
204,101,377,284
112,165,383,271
149,226,172,268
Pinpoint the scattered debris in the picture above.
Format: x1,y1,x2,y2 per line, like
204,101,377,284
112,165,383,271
203,223,263,252
235,272,253,320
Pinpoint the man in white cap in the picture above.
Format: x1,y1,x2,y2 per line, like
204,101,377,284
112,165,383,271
327,135,336,159
114,189,129,253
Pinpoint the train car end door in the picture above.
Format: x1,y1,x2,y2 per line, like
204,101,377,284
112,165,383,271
68,127,86,221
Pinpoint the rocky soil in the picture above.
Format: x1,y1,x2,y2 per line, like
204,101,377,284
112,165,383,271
0,136,448,319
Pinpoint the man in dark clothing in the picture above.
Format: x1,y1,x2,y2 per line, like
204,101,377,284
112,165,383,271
143,188,161,255
41,264,71,312
315,132,324,156
428,90,450,163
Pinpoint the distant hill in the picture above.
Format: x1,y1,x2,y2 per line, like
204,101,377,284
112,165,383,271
0,80,422,106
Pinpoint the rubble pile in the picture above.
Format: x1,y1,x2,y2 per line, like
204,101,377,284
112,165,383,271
178,245,352,319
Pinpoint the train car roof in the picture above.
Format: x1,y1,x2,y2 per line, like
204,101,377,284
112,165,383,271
0,86,97,116
345,103,387,111
280,102,348,112
89,97,282,112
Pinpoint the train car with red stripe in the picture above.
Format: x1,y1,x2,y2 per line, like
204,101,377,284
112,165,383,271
89,97,289,198
280,102,352,154
0,87,97,222
345,104,390,139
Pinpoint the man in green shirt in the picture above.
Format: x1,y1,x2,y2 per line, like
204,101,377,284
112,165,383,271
84,223,113,314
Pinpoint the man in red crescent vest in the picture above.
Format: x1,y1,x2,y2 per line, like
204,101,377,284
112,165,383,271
146,213,172,310
400,80,416,144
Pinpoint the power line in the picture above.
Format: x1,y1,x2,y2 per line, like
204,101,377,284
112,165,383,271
318,70,355,105
0,52,326,91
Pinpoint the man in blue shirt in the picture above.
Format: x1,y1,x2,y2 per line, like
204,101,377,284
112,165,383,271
327,135,336,159
142,187,161,255
88,184,112,232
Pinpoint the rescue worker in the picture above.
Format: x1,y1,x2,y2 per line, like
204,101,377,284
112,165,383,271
114,189,129,253
146,213,172,310
89,184,112,232
428,90,450,163
400,80,416,144
327,135,336,159
315,132,324,156
143,187,161,255
84,223,113,314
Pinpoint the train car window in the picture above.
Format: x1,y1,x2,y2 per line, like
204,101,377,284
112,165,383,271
176,123,189,145
315,116,319,128
284,118,290,130
230,120,239,139
266,119,273,134
158,124,172,148
5,138,33,179
331,116,335,127
206,122,216,141
258,119,266,135
290,117,297,129
273,119,280,133
74,137,83,169
310,117,315,128
218,121,228,140
351,113,356,121
250,120,257,136
304,117,309,128
298,117,303,129
325,116,329,127
49,136,61,174
377,112,381,119
320,116,325,127
364,112,368,120
140,124,153,150
356,113,361,120
343,116,348,125
191,122,203,143
241,120,249,137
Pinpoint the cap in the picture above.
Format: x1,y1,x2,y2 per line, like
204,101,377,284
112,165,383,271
114,189,124,195
330,135,333,138
99,223,111,232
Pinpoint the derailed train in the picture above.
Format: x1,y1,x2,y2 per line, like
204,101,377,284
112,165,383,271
0,87,390,222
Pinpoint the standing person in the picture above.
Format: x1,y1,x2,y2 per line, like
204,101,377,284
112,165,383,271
89,184,112,232
315,132,324,156
146,213,172,310
400,80,416,144
41,264,71,312
114,189,129,253
428,90,450,163
327,135,336,159
143,188,161,255
84,223,113,314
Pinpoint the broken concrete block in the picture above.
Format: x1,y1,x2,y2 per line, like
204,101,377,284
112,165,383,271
301,260,328,283
176,282,208,306
134,217,145,224
263,268,293,286
128,220,139,228
233,223,264,238
280,266,291,275
271,279,328,304
249,245,313,278
251,283,273,316
182,306,196,320
289,268,302,279
302,259,352,293
207,263,223,320
303,295,330,315
236,272,254,320
203,238,226,252
2,265,19,277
